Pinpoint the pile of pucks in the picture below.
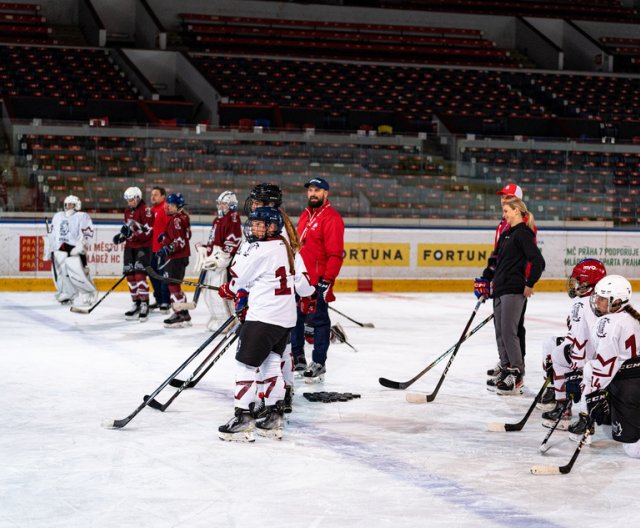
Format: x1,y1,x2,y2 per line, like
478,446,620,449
302,392,361,403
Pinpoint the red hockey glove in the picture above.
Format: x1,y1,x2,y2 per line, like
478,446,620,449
474,278,490,299
218,282,234,300
300,292,318,315
235,289,249,321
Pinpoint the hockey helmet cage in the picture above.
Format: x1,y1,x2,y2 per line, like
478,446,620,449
124,186,142,201
567,259,607,298
590,275,632,316
246,206,283,242
217,190,238,217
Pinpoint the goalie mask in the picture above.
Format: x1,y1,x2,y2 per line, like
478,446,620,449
590,275,632,316
123,186,142,206
63,195,81,217
217,190,238,217
246,206,283,243
244,182,283,215
567,259,606,299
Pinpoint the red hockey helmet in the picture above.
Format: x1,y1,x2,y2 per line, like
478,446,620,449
567,259,607,298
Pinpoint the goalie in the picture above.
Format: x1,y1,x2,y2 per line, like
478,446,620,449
194,191,242,331
44,195,98,305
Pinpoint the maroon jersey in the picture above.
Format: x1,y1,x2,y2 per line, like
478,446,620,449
162,210,191,259
206,210,242,257
124,200,154,248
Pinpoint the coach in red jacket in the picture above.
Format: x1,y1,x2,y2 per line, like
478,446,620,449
292,177,345,381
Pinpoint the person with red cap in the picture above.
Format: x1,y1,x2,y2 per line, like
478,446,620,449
476,183,538,390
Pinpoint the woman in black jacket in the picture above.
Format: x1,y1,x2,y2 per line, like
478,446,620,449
475,196,545,395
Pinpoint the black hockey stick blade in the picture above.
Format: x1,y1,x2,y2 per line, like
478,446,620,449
538,398,572,453
487,377,551,432
379,313,494,391
328,305,374,328
531,417,594,475
169,378,196,389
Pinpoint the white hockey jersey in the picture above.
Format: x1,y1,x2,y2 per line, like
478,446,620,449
567,296,599,366
49,211,94,251
228,238,314,328
584,310,640,395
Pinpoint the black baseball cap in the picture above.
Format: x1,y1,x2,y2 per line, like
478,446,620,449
304,177,330,191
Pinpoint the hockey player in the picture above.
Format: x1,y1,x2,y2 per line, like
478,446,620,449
157,193,192,328
193,190,242,331
565,275,640,457
112,186,154,322
217,207,315,442
44,194,98,305
149,186,171,314
291,177,345,382
538,259,606,430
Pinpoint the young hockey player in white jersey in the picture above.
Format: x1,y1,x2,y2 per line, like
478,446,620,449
565,275,640,457
44,195,98,305
539,259,606,431
193,191,242,331
217,206,315,442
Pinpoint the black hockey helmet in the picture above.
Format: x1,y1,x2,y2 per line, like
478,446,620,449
244,182,283,215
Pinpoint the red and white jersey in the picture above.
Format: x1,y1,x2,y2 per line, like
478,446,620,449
49,211,94,250
584,311,640,395
207,210,242,257
228,238,312,328
124,200,154,248
162,211,191,259
566,296,599,367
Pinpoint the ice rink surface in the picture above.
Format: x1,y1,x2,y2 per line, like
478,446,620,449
1,290,638,527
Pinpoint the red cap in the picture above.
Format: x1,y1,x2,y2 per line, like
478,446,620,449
496,183,523,199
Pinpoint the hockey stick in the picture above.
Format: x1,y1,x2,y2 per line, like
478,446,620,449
531,415,594,475
406,298,486,404
538,398,572,453
44,217,58,282
173,269,208,311
146,321,241,411
329,305,375,328
145,265,219,291
487,376,551,432
102,314,237,429
70,275,126,314
379,313,494,390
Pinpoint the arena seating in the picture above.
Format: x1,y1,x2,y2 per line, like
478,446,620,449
0,3,55,45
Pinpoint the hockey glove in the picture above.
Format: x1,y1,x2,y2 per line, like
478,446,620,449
234,289,249,321
156,244,174,266
157,232,166,244
316,277,332,298
218,282,235,300
564,368,584,402
112,233,126,245
120,223,133,238
474,278,490,299
586,389,610,425
193,245,209,273
300,292,318,315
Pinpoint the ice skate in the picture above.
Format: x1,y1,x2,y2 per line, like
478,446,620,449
164,310,192,328
159,303,170,314
125,300,141,320
486,369,508,392
138,301,149,322
542,400,572,430
496,368,524,395
303,362,326,384
568,412,594,444
486,362,503,378
255,402,285,439
283,385,294,414
536,386,556,411
218,408,255,442
293,356,307,378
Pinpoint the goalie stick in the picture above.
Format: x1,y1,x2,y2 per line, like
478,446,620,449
406,298,486,404
44,217,58,282
70,275,126,314
145,266,219,291
172,269,208,311
101,314,237,429
145,320,241,411
328,306,374,328
487,376,552,432
538,398,572,453
379,313,494,390
531,414,595,475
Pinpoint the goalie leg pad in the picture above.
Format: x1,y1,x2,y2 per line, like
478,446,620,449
53,251,76,302
65,255,98,297
203,268,233,329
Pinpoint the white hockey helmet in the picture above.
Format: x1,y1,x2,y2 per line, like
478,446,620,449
590,275,632,316
124,186,142,202
216,190,238,217
63,195,81,216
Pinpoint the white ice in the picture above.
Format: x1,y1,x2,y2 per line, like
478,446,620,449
1,291,638,528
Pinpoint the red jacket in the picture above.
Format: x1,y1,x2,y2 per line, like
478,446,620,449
152,201,170,253
124,200,154,249
297,201,344,302
162,211,191,260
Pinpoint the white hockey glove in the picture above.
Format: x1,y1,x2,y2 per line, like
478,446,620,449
42,236,51,261
193,245,209,273
203,247,231,271
70,238,87,256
